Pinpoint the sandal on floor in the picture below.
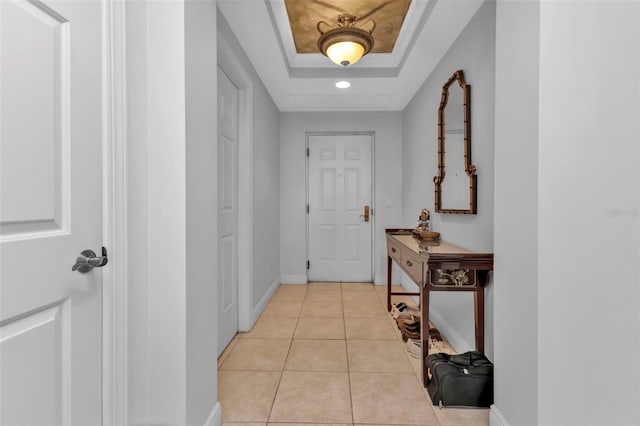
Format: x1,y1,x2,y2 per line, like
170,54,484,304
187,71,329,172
403,322,421,332
396,313,420,328
406,338,421,358
401,326,421,341
390,308,404,319
390,302,409,315
400,302,420,313
403,324,442,341
427,327,443,341
390,304,407,318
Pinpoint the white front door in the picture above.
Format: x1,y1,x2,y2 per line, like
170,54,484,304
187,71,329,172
217,68,239,355
308,134,373,282
0,0,104,424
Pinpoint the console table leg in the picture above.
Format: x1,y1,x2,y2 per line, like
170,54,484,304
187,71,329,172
387,255,392,311
421,287,430,387
474,289,485,353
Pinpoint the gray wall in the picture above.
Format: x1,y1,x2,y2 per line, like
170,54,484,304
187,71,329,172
125,2,280,423
185,0,219,424
127,2,188,423
279,112,404,285
251,72,281,308
126,1,220,424
493,1,640,425
493,0,539,424
218,14,281,321
401,1,496,357
536,1,639,424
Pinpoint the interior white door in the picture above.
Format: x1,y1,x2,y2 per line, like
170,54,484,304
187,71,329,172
0,0,104,424
217,68,239,355
308,134,373,282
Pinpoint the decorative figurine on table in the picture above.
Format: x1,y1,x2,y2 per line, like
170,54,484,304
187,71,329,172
416,208,431,231
414,208,440,241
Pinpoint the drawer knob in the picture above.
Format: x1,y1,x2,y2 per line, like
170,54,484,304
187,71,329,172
391,247,396,253
406,260,413,267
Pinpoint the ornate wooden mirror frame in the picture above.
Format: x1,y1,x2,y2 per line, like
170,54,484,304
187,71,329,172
433,69,477,214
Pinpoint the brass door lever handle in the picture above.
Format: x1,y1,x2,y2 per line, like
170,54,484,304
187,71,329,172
358,205,370,222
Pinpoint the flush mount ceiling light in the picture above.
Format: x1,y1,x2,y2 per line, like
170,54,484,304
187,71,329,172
335,81,351,89
317,14,375,67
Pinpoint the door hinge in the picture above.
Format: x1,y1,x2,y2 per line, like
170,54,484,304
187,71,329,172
306,147,309,157
307,260,310,270
306,204,309,214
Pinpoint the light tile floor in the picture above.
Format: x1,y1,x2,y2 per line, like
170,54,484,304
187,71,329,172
218,283,489,426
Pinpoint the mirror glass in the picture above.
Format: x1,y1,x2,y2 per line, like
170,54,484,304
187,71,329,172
441,83,466,209
433,70,477,214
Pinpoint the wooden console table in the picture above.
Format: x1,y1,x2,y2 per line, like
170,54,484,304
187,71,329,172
385,229,494,386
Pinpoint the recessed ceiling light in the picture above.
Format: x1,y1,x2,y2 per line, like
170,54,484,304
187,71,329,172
336,81,351,89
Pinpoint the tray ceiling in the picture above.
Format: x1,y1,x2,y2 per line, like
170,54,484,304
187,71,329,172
217,0,486,111
284,0,412,54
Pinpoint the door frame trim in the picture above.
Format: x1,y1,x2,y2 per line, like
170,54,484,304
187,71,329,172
102,0,128,423
305,131,376,282
218,35,254,332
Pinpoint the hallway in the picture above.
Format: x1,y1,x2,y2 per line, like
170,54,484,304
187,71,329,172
217,283,488,425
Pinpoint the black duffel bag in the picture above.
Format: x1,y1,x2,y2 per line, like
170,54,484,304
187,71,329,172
426,351,494,408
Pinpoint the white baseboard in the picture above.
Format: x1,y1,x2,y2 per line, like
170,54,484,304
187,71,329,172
490,404,509,426
204,401,222,426
247,276,281,329
280,274,308,284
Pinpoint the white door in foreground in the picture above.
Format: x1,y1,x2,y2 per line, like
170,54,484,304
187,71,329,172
1,0,104,424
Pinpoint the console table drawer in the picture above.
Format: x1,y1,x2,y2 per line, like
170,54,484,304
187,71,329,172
428,269,477,288
387,239,403,263
402,250,424,284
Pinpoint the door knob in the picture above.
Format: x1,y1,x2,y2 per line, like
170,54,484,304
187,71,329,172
72,247,108,273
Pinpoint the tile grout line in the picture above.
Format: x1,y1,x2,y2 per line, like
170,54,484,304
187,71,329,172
341,284,356,426
265,285,305,423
